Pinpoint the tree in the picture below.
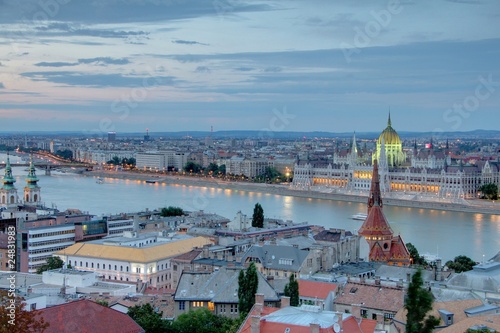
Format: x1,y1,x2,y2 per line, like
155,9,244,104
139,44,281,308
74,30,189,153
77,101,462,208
406,243,425,266
55,149,73,160
171,308,235,333
95,299,108,307
237,263,259,316
160,206,184,217
36,256,64,274
0,290,49,333
252,203,264,228
283,274,299,306
479,183,498,200
405,269,440,333
127,303,170,333
183,161,203,173
445,255,476,273
107,156,121,165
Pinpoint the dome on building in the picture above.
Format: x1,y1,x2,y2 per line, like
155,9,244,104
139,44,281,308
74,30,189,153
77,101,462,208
377,113,401,145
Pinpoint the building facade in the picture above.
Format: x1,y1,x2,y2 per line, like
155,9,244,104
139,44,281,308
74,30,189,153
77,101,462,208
293,115,500,199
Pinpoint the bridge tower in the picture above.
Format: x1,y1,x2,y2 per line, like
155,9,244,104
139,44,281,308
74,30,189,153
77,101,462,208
0,154,19,207
24,155,41,206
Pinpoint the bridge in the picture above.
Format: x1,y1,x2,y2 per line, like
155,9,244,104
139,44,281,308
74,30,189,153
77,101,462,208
0,162,94,175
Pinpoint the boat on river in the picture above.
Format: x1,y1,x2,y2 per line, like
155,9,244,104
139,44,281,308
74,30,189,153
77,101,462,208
351,213,367,220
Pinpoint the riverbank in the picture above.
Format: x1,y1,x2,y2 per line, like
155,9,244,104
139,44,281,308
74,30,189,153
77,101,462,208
84,170,500,215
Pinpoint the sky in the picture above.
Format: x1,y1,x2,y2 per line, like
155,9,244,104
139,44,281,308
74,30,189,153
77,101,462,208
0,0,500,135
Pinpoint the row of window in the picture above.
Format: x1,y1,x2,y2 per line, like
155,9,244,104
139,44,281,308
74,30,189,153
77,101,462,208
29,230,74,238
29,238,75,248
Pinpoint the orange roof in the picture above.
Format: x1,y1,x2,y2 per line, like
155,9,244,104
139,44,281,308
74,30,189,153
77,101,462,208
343,315,377,333
389,235,411,262
35,299,144,333
298,280,337,300
238,305,279,333
358,206,393,237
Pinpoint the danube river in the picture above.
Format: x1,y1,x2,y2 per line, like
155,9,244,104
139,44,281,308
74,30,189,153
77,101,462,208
3,154,499,263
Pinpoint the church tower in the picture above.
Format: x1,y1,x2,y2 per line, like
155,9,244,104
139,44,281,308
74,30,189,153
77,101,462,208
358,159,411,266
0,154,19,207
24,155,41,205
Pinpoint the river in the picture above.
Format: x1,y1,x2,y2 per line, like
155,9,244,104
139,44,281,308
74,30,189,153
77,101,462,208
3,153,499,263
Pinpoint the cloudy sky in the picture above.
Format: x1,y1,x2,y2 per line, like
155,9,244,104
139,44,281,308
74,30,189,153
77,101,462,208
0,0,499,135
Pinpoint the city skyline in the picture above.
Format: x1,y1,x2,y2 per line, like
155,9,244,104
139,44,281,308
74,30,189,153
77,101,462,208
1,1,500,133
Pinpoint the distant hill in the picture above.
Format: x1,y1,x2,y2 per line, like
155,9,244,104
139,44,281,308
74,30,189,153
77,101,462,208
2,129,500,140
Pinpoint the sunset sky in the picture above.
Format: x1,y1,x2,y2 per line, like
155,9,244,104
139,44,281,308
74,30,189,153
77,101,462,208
1,0,499,134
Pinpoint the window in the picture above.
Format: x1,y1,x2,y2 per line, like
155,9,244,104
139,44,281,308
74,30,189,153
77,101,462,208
120,266,123,271
361,309,367,318
372,313,377,320
192,301,204,307
179,301,185,310
230,304,238,313
384,313,394,321
136,267,141,273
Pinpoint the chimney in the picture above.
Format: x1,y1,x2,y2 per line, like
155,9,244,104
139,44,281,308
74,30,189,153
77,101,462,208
281,296,290,308
309,323,320,333
255,293,264,306
351,303,361,318
406,272,411,283
435,259,442,281
374,276,381,286
397,278,403,288
251,316,261,333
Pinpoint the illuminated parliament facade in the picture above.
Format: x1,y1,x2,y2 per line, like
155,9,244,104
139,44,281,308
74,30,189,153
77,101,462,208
292,114,500,200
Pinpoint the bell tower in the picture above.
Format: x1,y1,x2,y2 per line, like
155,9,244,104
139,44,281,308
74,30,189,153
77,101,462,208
24,154,41,205
0,154,19,207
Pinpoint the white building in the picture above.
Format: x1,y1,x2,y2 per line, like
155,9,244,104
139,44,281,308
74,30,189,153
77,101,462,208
55,233,212,289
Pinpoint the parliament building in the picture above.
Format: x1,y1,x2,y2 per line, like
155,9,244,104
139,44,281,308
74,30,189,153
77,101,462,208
292,114,500,200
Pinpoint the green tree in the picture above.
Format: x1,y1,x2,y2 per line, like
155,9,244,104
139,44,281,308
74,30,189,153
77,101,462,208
55,149,73,160
218,164,226,176
479,183,498,200
283,274,299,306
127,303,170,333
238,263,259,316
183,161,203,173
0,290,49,333
206,163,219,175
171,308,234,333
406,243,425,266
160,206,185,217
405,269,440,333
95,299,108,307
445,255,476,273
252,203,264,228
107,156,121,165
36,256,64,274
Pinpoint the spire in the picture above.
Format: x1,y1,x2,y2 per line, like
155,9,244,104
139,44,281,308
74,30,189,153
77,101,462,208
368,159,383,212
2,153,16,190
387,110,392,127
25,154,39,188
446,139,449,150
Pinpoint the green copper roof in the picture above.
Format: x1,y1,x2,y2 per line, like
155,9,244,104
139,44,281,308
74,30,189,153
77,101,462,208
26,155,39,184
2,155,16,189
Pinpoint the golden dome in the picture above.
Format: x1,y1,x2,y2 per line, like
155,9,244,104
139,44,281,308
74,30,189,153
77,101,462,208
377,113,401,145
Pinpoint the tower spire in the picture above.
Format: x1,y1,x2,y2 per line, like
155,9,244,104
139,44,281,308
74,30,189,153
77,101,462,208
367,159,383,213
387,110,392,127
3,153,16,189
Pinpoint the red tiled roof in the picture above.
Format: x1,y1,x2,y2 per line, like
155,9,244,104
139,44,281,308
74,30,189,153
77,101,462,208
358,206,393,237
171,249,202,262
335,283,404,313
238,305,279,333
35,299,144,333
389,235,411,262
342,315,377,333
298,280,337,300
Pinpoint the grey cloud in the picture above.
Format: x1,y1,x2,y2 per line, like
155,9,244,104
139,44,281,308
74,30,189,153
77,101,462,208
172,39,208,46
78,57,130,65
234,67,254,72
21,71,179,88
35,23,148,39
195,66,210,73
34,62,79,67
35,57,130,67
